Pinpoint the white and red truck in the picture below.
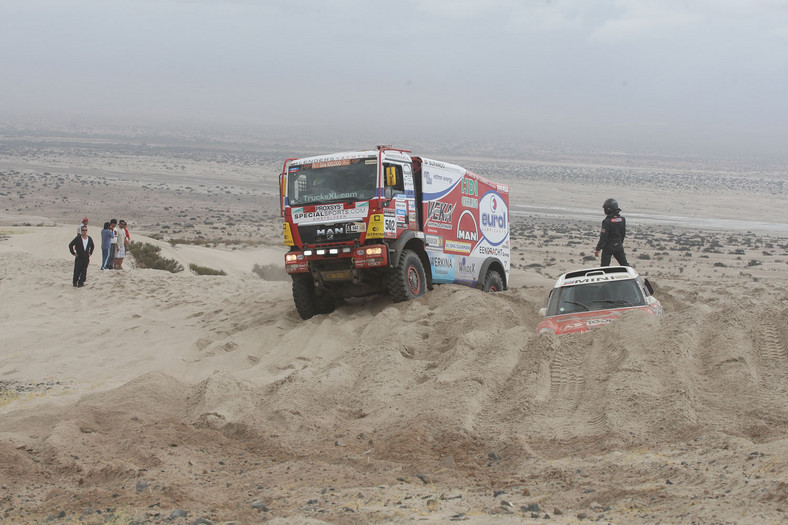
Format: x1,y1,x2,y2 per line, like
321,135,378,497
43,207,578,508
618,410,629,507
279,146,510,319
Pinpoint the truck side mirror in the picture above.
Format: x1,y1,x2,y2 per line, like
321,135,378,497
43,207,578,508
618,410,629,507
385,185,394,200
538,307,547,316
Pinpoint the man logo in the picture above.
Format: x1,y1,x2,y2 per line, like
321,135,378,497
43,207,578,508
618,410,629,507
457,210,478,242
316,225,344,239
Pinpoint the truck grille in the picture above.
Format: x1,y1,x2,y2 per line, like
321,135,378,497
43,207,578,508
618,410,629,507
298,222,362,244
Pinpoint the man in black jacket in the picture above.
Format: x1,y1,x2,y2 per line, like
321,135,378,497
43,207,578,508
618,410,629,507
69,225,95,287
594,198,629,267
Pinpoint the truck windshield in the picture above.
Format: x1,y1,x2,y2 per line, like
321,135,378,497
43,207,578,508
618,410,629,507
287,158,378,206
548,279,646,315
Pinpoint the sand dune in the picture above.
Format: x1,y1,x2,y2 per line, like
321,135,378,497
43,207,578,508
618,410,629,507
1,218,787,523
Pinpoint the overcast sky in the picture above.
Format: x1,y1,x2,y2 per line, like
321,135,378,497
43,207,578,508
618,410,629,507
1,0,787,159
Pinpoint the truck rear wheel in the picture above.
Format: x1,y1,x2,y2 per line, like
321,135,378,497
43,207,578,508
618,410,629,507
388,249,426,302
483,270,504,292
292,274,335,319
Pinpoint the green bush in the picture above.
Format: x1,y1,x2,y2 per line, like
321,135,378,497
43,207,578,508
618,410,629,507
189,263,226,276
127,241,184,273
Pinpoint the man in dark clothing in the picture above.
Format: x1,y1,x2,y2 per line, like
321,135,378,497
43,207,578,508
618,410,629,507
107,218,117,269
69,225,95,287
595,198,629,267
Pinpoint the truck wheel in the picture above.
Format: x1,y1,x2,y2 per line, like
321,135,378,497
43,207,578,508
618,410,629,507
483,270,504,292
292,274,319,320
388,249,426,302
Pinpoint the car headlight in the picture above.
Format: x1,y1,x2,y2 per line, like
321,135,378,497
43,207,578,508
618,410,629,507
537,327,556,335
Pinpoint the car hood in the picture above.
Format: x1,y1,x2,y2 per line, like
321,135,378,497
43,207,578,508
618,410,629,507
536,305,658,335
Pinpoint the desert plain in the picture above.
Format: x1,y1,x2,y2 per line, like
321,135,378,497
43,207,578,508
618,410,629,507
1,132,787,524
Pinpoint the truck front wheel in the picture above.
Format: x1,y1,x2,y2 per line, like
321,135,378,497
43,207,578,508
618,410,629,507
483,270,504,292
292,274,335,319
388,249,426,302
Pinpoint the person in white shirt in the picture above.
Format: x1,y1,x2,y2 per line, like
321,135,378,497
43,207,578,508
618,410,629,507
114,220,129,270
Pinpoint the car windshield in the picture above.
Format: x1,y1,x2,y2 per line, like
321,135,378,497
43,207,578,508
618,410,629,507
287,157,378,206
548,279,646,315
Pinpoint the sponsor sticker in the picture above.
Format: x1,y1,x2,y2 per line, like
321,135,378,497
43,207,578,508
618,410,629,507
479,191,508,245
562,274,628,286
478,245,508,257
427,201,456,224
425,234,444,249
445,240,471,254
291,202,369,224
461,177,478,196
457,210,479,243
586,318,613,327
311,159,351,169
430,253,455,282
456,256,476,277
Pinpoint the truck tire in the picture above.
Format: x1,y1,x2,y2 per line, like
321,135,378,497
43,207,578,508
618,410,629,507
388,249,426,302
482,270,504,292
290,274,319,320
292,274,335,319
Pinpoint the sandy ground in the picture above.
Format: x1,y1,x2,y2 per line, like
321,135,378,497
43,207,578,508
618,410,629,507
1,137,787,524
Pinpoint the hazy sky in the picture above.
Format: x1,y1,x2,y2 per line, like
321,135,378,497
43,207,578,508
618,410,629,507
2,0,787,158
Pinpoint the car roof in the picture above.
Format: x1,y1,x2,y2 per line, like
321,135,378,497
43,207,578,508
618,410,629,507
553,266,640,288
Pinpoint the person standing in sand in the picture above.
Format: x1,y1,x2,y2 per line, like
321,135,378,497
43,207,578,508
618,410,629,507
69,225,94,287
100,222,113,270
120,219,130,246
107,218,118,269
595,198,630,267
114,220,128,270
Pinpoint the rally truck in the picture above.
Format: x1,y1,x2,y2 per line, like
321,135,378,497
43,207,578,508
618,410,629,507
280,146,510,319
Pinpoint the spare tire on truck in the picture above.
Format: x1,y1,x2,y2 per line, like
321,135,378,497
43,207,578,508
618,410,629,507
388,249,426,302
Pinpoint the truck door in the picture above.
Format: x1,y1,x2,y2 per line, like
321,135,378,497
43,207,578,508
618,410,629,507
411,158,423,229
382,161,416,236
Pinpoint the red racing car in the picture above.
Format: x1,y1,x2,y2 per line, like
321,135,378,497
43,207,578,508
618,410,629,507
536,266,662,335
